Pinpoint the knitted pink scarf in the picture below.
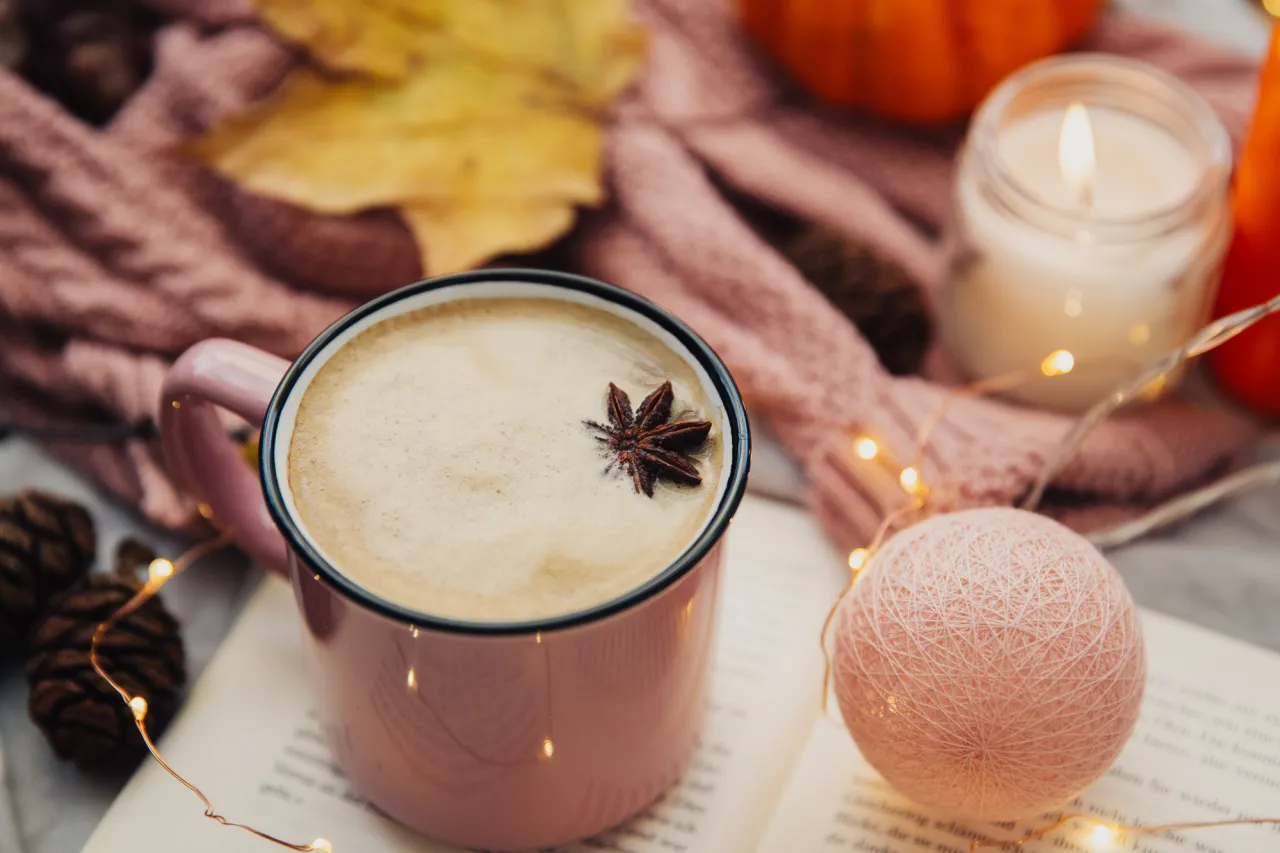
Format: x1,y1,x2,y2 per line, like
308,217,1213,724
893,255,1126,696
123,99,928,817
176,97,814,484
0,0,1262,551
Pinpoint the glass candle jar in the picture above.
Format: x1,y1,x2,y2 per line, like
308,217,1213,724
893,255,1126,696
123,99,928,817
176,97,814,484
941,54,1232,412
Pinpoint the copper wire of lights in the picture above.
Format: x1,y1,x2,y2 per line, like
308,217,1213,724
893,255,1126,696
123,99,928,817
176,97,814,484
969,813,1280,851
826,294,1280,852
89,535,333,853
90,299,1280,853
819,350,1077,710
1021,293,1280,512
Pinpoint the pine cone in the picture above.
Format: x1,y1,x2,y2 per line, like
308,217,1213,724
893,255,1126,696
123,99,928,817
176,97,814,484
27,538,185,775
783,226,934,376
0,490,96,653
0,0,24,69
16,0,164,125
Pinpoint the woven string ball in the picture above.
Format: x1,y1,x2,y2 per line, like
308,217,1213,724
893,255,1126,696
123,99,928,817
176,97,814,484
832,507,1145,821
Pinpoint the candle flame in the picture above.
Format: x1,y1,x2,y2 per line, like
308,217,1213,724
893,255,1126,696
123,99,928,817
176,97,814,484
1059,102,1095,211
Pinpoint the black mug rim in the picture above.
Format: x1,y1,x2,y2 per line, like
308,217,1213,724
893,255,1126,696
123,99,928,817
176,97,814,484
260,269,751,636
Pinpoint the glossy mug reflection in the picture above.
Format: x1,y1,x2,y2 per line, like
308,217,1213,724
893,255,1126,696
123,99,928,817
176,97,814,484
158,270,751,850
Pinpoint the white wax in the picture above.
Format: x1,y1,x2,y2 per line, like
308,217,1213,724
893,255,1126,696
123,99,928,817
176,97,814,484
946,106,1227,411
1000,107,1197,217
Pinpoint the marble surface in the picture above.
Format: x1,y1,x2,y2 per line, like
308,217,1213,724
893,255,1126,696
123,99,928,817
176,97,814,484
0,3,1276,853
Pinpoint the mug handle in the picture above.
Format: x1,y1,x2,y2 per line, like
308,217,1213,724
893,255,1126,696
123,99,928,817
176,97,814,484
160,339,291,575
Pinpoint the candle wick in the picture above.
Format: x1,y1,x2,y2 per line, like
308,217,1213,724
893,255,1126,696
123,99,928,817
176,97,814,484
1073,178,1095,244
1059,102,1096,219
1071,177,1094,244
1075,175,1094,217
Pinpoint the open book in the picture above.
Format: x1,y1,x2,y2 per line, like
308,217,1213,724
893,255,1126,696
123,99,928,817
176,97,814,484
82,496,1280,853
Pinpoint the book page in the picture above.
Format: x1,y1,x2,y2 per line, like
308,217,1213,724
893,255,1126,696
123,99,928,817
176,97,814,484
758,610,1280,853
81,495,847,853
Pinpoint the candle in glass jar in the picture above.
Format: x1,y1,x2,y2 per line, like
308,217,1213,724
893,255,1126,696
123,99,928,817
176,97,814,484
944,56,1232,412
1002,106,1196,217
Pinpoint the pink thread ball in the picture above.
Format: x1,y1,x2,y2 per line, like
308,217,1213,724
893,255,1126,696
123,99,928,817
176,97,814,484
832,507,1146,821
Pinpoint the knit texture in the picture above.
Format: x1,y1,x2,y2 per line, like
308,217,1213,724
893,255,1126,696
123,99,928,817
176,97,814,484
0,0,1262,542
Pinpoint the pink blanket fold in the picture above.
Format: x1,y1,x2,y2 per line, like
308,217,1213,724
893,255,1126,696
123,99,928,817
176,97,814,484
0,0,1262,548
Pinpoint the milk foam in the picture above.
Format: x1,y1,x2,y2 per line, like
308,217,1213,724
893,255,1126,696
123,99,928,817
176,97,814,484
288,297,723,622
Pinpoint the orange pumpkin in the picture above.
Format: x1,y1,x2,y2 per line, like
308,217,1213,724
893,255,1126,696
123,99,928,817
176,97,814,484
738,0,1107,124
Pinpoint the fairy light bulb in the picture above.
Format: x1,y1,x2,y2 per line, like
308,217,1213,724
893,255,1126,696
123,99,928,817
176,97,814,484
92,534,340,853
821,305,1280,853
148,558,175,583
1087,824,1117,849
1040,349,1076,377
542,738,554,759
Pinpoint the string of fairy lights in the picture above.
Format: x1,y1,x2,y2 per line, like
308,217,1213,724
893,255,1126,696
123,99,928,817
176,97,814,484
86,297,1280,853
89,537,333,853
829,293,1280,852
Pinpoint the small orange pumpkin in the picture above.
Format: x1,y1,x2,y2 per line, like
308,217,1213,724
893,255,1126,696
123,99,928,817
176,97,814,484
738,0,1107,124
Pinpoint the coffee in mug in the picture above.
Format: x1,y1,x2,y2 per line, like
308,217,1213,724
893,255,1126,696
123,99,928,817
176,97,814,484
288,297,725,622
158,271,750,850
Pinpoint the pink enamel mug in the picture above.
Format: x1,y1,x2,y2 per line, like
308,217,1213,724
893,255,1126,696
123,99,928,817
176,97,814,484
158,269,751,850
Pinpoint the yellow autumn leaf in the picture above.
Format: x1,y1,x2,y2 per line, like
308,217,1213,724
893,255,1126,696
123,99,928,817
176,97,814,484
402,200,575,275
249,0,438,80
189,64,603,214
255,0,645,104
191,0,645,275
239,434,260,468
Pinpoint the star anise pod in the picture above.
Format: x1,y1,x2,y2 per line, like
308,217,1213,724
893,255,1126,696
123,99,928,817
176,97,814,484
586,381,712,497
